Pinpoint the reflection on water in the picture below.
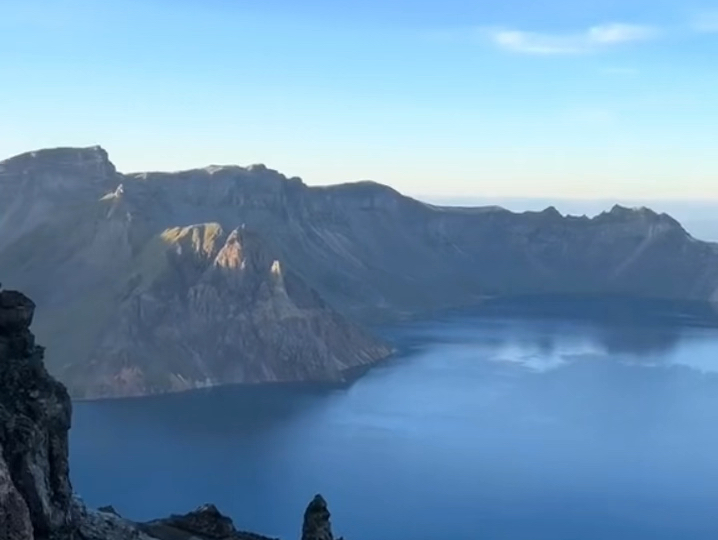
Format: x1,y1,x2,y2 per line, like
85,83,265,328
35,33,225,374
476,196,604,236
72,300,718,540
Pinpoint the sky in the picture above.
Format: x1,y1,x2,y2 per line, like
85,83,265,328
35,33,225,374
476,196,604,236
1,0,718,199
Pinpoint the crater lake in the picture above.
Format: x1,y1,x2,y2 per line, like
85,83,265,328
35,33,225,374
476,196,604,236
71,299,718,540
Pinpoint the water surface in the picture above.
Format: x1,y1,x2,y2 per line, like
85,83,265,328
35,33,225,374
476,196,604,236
71,300,718,539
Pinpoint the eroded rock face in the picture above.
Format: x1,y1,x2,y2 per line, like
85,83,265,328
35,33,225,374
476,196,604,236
0,449,33,540
0,288,75,539
57,224,391,399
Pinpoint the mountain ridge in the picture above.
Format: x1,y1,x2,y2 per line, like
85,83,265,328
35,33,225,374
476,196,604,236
2,145,718,398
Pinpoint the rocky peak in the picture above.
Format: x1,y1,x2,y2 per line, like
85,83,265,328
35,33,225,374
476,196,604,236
591,204,687,236
0,147,119,251
0,146,116,182
161,225,281,279
301,495,336,540
214,229,246,270
213,229,276,274
603,204,671,222
140,503,283,540
0,290,36,331
161,503,238,539
540,206,562,218
0,146,118,237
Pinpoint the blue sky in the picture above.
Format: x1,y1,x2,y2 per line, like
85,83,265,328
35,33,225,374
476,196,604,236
1,0,718,199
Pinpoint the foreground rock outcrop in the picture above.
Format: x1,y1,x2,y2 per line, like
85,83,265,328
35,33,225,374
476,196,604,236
140,503,280,540
0,286,343,539
0,288,75,540
3,146,718,397
301,495,340,540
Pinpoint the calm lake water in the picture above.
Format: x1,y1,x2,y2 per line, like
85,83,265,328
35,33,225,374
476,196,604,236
71,300,718,540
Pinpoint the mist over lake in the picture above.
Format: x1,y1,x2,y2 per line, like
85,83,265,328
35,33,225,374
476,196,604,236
71,300,718,540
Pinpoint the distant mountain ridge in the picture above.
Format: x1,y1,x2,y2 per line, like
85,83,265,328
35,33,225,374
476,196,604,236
1,146,717,398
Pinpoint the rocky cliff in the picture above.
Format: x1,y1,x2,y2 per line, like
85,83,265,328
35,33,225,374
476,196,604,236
60,223,389,399
0,286,342,539
0,288,74,540
0,148,392,399
2,146,718,397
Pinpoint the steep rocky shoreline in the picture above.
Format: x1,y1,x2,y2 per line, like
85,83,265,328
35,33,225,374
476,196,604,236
0,287,342,540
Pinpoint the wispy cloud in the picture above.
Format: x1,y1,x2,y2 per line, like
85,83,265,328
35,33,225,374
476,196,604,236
692,11,718,32
486,23,659,55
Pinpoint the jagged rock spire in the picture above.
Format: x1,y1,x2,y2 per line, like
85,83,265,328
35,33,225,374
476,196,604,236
301,495,336,540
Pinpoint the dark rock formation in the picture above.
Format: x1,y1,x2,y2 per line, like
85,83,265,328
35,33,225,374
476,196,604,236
158,504,239,539
142,504,279,540
301,495,335,540
0,287,75,540
0,453,33,540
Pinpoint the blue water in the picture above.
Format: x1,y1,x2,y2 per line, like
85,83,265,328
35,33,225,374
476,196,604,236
71,304,718,539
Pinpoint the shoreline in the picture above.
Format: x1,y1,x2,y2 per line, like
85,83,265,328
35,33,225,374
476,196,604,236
72,295,718,403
